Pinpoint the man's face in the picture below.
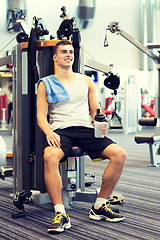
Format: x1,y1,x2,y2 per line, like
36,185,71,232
53,44,74,68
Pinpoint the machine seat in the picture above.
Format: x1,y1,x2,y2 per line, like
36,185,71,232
70,146,85,157
70,146,104,162
135,135,160,144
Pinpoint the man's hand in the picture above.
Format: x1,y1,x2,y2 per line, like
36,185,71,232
46,130,61,148
101,122,108,135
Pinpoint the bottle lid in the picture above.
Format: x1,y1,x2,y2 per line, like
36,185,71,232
97,109,100,114
95,109,106,122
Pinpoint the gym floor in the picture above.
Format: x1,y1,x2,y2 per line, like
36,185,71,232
0,128,160,240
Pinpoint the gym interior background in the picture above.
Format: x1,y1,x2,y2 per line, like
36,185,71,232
0,0,160,131
0,0,160,240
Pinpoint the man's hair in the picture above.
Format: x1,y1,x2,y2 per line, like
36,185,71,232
53,40,73,55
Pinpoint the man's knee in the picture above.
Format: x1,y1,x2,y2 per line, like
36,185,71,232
116,148,126,166
102,144,126,166
43,147,64,166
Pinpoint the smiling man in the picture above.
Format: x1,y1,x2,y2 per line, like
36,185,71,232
36,40,126,234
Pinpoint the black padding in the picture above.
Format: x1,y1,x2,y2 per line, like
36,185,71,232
135,136,154,144
70,146,84,157
104,74,120,90
138,117,157,126
135,135,160,144
57,19,73,40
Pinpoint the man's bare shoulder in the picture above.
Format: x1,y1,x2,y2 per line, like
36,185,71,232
37,81,47,95
38,80,46,89
84,74,95,89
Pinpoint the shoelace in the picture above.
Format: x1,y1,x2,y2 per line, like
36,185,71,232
102,204,114,214
52,213,69,224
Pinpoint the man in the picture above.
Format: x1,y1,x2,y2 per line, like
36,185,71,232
37,40,126,234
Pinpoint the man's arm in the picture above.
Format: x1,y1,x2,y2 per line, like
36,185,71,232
85,75,108,135
85,75,101,120
37,81,61,148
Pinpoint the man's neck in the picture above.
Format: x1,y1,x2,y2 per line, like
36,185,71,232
54,67,75,83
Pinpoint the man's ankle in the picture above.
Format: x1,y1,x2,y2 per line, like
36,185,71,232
54,204,66,214
94,197,108,210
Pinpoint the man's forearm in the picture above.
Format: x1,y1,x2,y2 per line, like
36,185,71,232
37,116,52,136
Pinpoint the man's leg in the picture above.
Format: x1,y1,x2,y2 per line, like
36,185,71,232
89,143,126,222
44,146,64,205
43,146,71,233
98,143,126,199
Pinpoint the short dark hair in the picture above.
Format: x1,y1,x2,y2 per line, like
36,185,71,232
53,40,73,55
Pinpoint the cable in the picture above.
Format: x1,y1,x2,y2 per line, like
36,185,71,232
84,49,96,61
0,35,17,53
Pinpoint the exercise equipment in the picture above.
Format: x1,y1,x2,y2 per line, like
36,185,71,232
0,136,10,180
77,0,96,29
141,99,155,117
9,12,97,210
0,135,7,166
135,117,160,167
57,7,81,72
106,22,160,134
138,117,157,126
0,14,125,217
108,192,124,213
7,8,26,32
107,22,160,165
12,190,32,218
11,41,124,217
0,165,13,180
109,92,123,130
104,72,120,91
102,97,113,116
10,11,82,195
106,22,160,64
0,152,13,180
104,72,123,129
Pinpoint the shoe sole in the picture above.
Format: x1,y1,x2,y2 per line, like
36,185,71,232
89,212,125,222
48,222,71,233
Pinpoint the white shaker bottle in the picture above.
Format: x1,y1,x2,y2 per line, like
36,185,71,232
94,109,107,138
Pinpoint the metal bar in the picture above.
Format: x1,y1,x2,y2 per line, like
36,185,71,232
140,0,145,70
146,0,154,70
147,43,160,49
0,55,12,67
119,30,160,64
108,22,160,64
13,44,23,193
12,48,17,194
79,156,85,191
84,58,112,74
149,143,154,166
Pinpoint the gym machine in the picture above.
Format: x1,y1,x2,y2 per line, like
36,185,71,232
103,72,123,129
135,117,160,167
0,13,124,217
10,15,87,216
106,22,160,167
11,16,123,217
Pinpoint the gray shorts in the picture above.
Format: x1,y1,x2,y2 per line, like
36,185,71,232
44,126,115,162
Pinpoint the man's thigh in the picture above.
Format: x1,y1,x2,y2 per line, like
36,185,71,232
99,143,123,160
